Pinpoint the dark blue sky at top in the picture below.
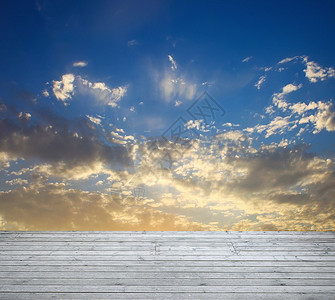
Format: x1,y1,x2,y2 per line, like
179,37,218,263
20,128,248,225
2,0,335,77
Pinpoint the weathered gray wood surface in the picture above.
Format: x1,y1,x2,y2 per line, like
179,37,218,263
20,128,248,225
0,231,334,299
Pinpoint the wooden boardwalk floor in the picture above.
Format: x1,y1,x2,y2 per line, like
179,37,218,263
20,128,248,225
0,231,334,299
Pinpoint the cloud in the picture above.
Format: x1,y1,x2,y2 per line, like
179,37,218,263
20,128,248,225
73,61,88,67
0,152,17,169
160,75,197,102
242,56,253,63
76,76,127,107
51,74,127,107
271,83,302,111
127,40,138,47
0,181,209,230
277,56,299,64
308,101,335,133
303,58,335,83
18,112,31,120
254,116,293,138
152,54,198,102
0,106,133,180
5,178,28,185
282,83,302,94
267,83,335,135
52,73,75,103
134,134,335,230
42,90,49,97
255,75,266,90
86,115,102,125
168,55,177,71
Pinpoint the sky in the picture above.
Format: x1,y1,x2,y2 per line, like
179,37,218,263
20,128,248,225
1,0,335,231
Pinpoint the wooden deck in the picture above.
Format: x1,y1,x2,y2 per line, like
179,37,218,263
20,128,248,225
0,231,334,299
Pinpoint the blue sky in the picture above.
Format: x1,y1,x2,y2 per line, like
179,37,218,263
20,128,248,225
1,0,335,230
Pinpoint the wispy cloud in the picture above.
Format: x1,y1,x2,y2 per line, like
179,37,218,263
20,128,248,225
168,54,177,71
127,40,138,47
254,75,266,90
277,56,299,64
73,61,88,67
77,78,127,107
86,115,102,125
242,56,253,63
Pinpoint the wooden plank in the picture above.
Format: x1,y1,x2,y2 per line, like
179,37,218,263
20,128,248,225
1,285,335,293
1,259,334,266
1,278,335,286
1,265,334,272
0,255,334,261
1,250,334,256
1,271,335,279
0,245,333,251
0,240,335,251
0,293,333,300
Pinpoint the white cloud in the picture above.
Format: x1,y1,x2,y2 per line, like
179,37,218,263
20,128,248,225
51,74,127,107
160,75,197,102
0,152,17,169
168,55,177,71
76,76,127,107
297,101,335,134
185,119,202,130
255,116,293,138
218,130,245,142
266,83,335,135
304,59,335,83
42,90,49,97
289,101,318,115
242,56,253,63
277,56,299,64
272,83,302,111
73,61,88,67
282,83,302,95
255,75,266,90
52,74,75,103
86,115,102,125
127,40,138,47
6,178,28,185
18,112,31,120
313,102,335,133
223,122,240,128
